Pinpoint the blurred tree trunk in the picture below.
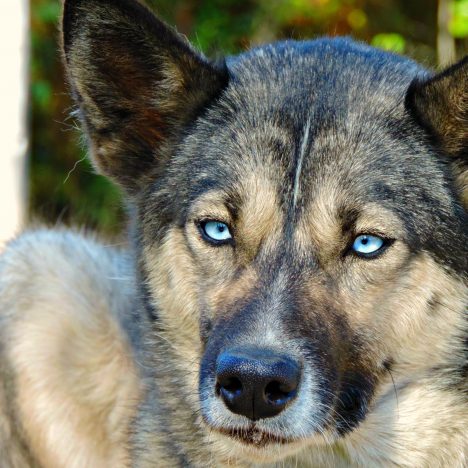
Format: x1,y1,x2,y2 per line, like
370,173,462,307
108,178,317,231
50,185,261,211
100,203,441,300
437,0,456,66
0,0,28,247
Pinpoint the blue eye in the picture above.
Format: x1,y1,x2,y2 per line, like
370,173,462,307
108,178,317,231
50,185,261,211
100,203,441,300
200,221,232,244
352,234,385,256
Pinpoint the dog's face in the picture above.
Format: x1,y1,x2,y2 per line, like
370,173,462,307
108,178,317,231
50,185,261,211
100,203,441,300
63,0,467,463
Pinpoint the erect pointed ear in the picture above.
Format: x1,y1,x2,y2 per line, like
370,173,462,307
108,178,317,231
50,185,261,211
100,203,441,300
62,0,228,195
406,57,467,208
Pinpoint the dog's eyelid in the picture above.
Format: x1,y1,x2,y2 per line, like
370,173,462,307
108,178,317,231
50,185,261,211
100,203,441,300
351,222,401,242
354,230,392,240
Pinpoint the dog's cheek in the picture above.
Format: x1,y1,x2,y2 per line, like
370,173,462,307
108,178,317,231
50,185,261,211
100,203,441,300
338,252,466,378
371,253,467,374
143,228,202,357
327,246,408,350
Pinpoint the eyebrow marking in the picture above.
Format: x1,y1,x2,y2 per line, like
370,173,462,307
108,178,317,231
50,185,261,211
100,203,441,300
293,118,311,209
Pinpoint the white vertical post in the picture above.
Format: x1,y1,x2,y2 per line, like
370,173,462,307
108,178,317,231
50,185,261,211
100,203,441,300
0,0,29,248
437,0,456,67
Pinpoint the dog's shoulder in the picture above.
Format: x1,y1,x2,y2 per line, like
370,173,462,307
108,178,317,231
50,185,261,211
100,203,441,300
1,228,140,327
1,229,127,297
0,229,140,467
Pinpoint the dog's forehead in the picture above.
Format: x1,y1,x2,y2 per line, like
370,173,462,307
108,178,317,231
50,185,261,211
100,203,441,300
225,37,423,119
188,38,427,187
185,45,425,207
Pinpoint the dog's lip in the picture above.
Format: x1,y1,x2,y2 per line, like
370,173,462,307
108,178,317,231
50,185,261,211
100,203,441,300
214,424,295,447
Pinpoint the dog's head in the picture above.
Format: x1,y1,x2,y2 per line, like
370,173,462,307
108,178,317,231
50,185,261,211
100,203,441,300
62,0,467,463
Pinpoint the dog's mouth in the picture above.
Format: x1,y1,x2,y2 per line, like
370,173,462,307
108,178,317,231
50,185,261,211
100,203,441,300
215,424,294,447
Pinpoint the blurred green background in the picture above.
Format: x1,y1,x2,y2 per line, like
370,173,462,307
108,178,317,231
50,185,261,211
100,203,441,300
31,0,468,234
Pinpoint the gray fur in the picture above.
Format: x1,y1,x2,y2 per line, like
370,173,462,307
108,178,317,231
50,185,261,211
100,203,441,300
0,0,466,466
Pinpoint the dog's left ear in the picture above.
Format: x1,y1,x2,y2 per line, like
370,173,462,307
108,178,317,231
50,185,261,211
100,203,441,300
406,57,468,208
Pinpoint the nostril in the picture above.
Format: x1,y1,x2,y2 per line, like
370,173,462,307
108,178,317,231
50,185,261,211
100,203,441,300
217,376,243,398
264,380,296,405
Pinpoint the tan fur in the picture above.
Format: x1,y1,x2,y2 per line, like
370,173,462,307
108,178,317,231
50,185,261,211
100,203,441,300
0,230,140,467
137,168,467,466
1,182,465,467
235,173,284,262
1,1,465,465
341,257,467,467
144,228,202,357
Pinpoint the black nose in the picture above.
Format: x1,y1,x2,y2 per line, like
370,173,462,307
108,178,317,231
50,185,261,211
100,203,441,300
215,347,301,420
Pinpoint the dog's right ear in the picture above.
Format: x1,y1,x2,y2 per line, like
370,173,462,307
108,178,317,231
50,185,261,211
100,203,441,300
406,57,467,208
62,0,228,194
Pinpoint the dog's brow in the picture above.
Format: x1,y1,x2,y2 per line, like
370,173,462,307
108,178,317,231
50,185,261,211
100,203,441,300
293,118,311,210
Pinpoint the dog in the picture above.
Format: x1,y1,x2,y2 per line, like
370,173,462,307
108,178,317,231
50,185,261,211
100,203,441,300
0,0,466,466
